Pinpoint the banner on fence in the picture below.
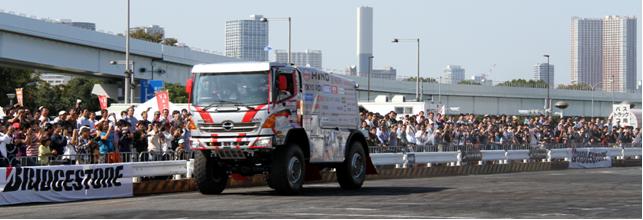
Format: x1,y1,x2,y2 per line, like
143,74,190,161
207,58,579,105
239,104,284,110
0,163,133,205
569,148,612,169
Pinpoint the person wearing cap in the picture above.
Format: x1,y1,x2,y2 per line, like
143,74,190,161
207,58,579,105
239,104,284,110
52,110,67,124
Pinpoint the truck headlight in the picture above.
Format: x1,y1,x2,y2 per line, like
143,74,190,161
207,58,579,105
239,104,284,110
250,137,272,148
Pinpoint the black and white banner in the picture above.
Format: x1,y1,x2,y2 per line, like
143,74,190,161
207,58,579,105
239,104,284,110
569,148,612,169
0,163,133,205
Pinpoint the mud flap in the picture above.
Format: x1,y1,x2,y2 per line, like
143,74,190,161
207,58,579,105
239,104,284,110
365,155,378,175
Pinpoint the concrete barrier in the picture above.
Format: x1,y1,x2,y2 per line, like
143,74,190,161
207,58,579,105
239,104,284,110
415,151,460,164
370,153,405,166
506,150,530,161
481,150,506,162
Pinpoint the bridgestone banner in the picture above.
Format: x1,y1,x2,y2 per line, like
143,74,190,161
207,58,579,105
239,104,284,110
0,164,133,205
569,148,612,169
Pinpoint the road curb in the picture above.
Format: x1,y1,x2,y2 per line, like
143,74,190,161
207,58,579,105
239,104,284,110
132,159,640,195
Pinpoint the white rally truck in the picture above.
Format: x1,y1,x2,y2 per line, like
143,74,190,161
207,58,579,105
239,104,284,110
185,62,377,195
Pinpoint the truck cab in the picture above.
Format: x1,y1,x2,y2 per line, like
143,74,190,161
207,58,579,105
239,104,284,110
187,62,376,194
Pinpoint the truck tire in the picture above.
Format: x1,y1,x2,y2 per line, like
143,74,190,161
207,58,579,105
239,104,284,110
194,150,228,194
269,144,305,195
336,142,366,190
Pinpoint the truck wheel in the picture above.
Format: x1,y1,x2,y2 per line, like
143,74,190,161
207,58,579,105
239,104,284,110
336,142,366,190
270,144,305,195
194,150,228,194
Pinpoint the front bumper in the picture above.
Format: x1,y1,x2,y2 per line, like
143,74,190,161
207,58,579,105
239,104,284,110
190,135,274,151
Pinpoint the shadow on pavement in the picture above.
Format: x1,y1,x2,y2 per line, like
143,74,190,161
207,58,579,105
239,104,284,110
223,186,450,197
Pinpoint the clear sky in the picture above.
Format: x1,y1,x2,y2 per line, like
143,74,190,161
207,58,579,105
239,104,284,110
2,0,640,84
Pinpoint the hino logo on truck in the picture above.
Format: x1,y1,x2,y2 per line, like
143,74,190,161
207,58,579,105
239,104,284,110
222,120,234,131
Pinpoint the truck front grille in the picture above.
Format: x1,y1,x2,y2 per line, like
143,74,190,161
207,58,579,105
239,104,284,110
198,122,258,133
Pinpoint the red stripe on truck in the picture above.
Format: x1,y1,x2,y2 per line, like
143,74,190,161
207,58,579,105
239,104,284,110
242,104,267,123
236,133,246,149
211,134,219,150
194,106,214,124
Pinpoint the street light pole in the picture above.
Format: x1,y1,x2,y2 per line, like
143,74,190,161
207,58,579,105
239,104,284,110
438,76,442,104
543,54,550,116
392,38,421,101
124,0,132,104
261,17,292,64
288,17,291,64
367,55,374,101
417,38,421,101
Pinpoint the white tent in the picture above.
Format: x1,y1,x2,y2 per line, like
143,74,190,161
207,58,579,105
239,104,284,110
133,96,186,121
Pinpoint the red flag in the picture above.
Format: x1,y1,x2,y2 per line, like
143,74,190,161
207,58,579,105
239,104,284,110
156,90,170,111
98,95,108,110
15,88,23,107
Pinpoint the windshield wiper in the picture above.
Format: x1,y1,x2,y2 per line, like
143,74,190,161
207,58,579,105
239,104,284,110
202,100,239,111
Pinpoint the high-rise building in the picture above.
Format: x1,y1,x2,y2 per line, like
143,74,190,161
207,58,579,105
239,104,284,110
602,16,637,92
571,16,637,92
58,19,96,31
533,63,555,88
274,49,322,69
225,14,269,61
443,65,465,84
130,25,165,37
356,6,373,77
571,17,603,87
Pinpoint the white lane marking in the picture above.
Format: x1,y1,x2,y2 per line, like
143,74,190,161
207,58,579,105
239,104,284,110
245,212,466,218
567,207,608,211
305,207,378,211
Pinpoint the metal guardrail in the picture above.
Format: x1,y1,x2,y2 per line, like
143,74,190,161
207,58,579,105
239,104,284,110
369,143,640,153
369,144,642,167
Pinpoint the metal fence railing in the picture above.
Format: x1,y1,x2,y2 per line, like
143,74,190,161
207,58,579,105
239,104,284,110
368,143,640,154
1,143,638,167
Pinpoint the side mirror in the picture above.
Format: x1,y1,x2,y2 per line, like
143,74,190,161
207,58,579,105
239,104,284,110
185,78,193,94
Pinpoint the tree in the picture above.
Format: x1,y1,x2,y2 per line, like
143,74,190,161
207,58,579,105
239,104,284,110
403,76,437,83
557,83,592,91
458,80,481,85
129,29,179,46
166,83,188,103
161,38,178,46
496,79,548,88
129,29,163,43
0,66,40,107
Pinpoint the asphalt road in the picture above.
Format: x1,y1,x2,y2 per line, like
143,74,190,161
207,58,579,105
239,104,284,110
2,167,641,219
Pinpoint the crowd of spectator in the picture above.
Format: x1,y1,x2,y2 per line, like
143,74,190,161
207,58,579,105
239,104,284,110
0,102,192,166
359,110,641,151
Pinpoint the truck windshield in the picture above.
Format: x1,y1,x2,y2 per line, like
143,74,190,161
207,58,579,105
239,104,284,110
193,72,268,107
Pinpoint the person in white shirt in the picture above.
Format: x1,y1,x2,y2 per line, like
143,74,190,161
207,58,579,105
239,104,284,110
39,107,51,124
77,109,92,129
147,123,162,153
0,125,15,162
405,122,417,145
